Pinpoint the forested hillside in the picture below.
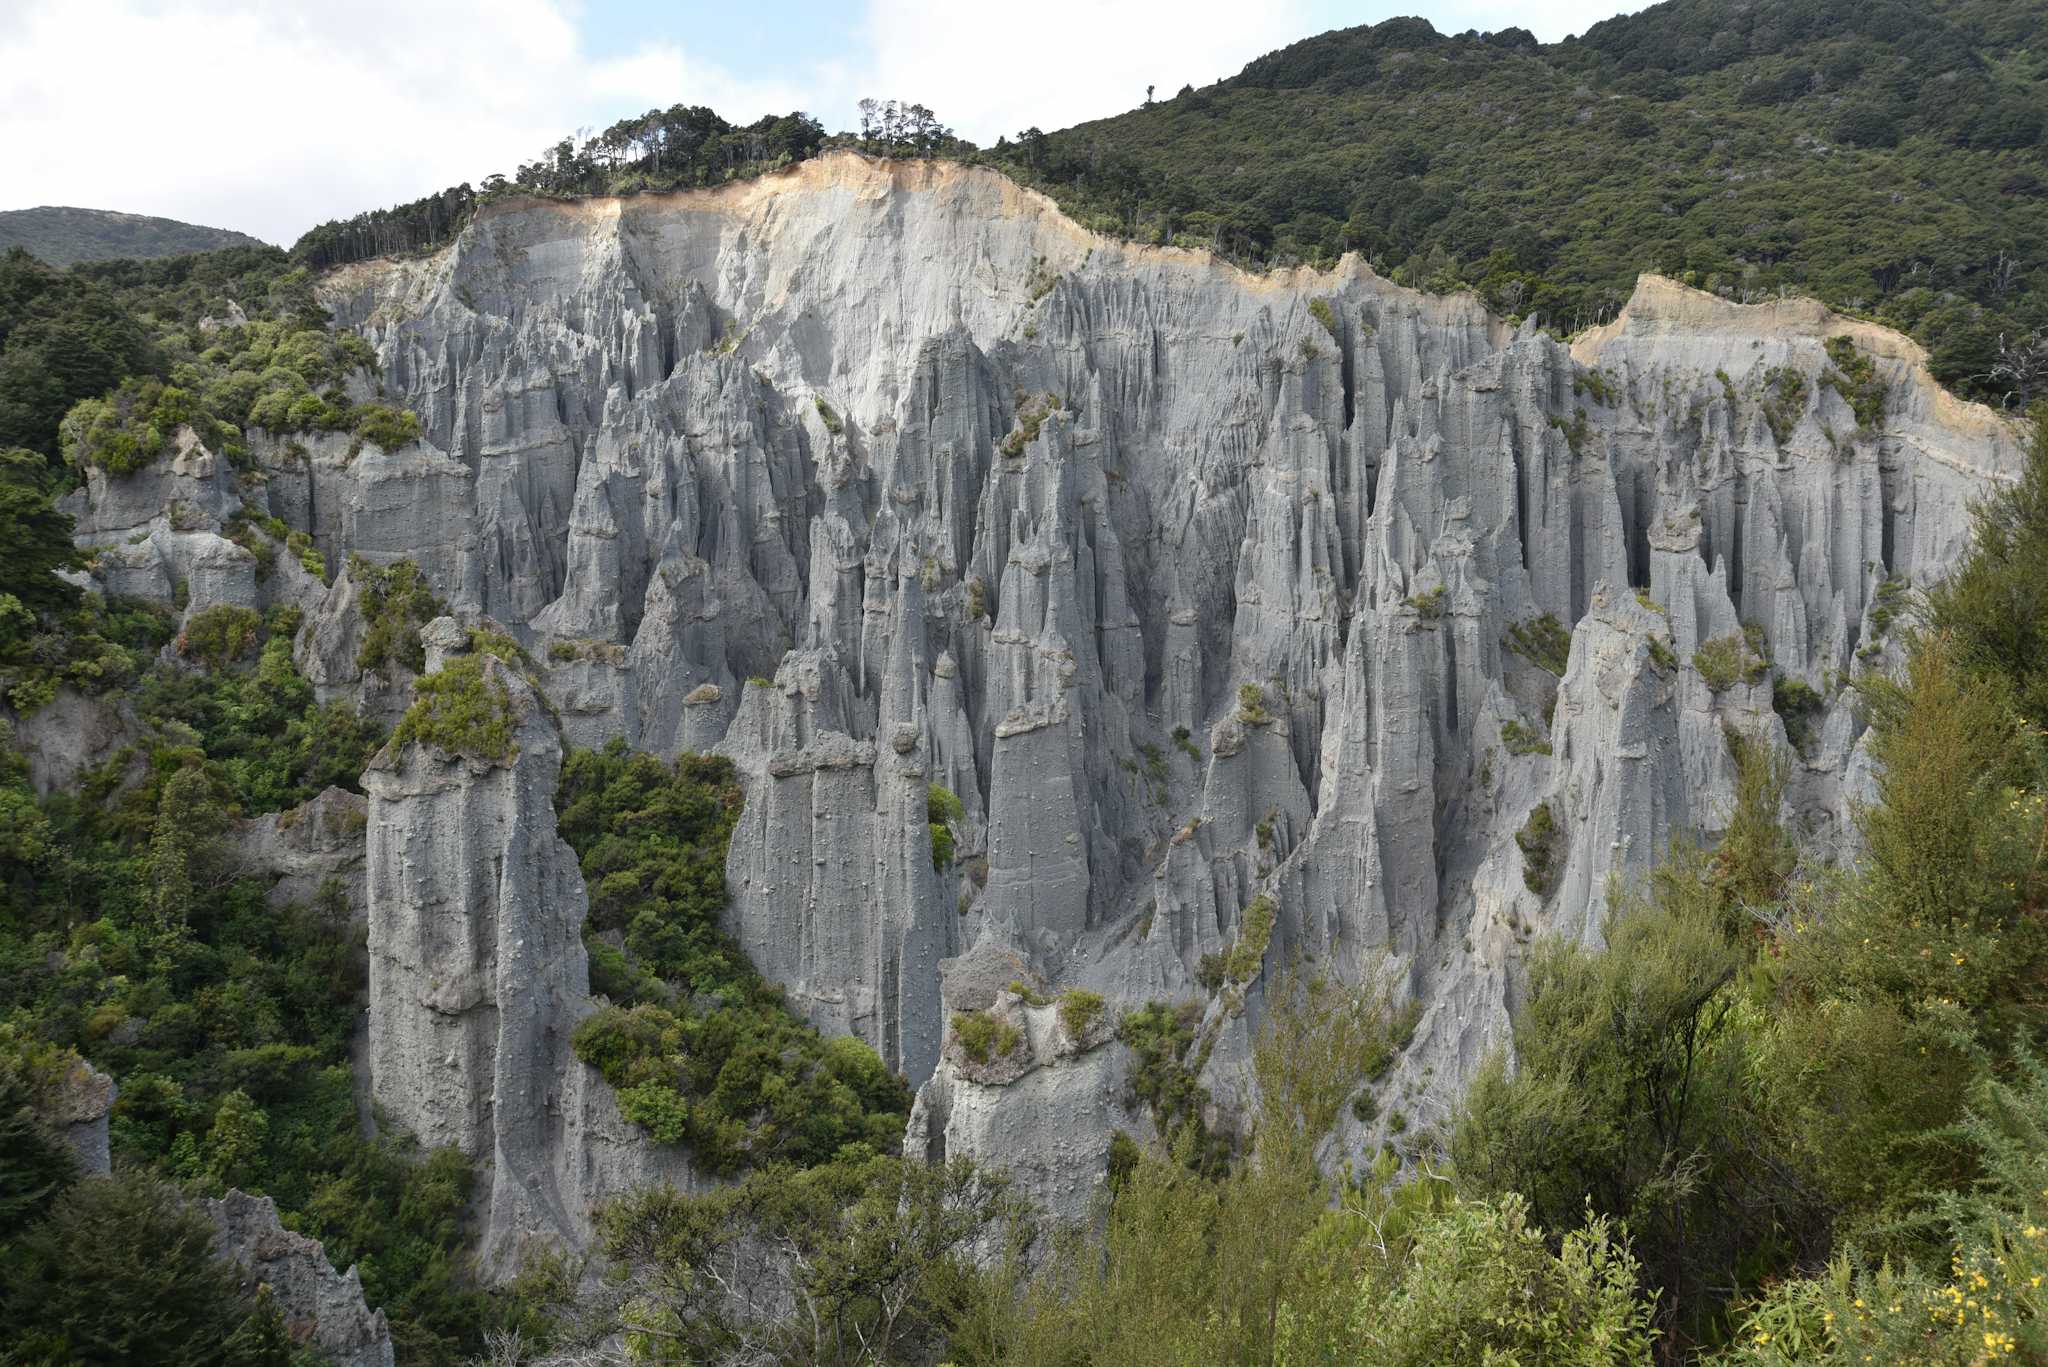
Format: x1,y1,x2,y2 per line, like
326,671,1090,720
982,0,2048,401
0,209,265,269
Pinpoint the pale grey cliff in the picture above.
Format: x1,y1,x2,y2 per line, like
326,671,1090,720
63,152,2026,1256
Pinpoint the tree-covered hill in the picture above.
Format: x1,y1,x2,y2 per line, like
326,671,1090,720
0,208,265,268
978,0,2047,402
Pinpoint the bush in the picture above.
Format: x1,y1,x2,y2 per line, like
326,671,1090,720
1058,988,1106,1039
349,403,420,451
286,530,325,579
952,1010,1022,1065
1822,335,1888,434
2,1171,296,1366
1000,392,1058,458
1505,612,1571,675
1309,1193,1654,1365
177,604,262,671
1119,1000,1230,1176
392,655,518,762
1220,893,1277,986
1500,718,1551,756
928,783,964,870
352,555,443,676
1516,801,1562,895
1693,631,1766,691
1760,367,1808,446
1772,676,1823,751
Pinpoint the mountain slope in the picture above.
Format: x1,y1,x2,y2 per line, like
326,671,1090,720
981,0,2047,398
0,206,266,267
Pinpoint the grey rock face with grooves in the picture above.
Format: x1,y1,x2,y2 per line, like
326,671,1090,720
64,153,2025,1247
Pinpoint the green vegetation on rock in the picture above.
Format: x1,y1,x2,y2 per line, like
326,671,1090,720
557,740,909,1175
391,655,518,763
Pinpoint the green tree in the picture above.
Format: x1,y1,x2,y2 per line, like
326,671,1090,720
593,1152,1021,1366
1,1171,293,1367
0,448,82,621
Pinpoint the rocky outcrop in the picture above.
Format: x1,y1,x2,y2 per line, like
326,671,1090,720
232,786,371,919
36,1054,116,1176
907,986,1126,1230
63,153,2025,1228
361,631,693,1274
204,1190,395,1367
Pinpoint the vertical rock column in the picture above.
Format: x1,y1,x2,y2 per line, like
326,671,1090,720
362,633,691,1277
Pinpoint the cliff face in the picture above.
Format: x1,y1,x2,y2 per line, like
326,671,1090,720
65,152,2024,1245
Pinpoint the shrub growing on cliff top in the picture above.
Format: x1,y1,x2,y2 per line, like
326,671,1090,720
392,655,518,762
952,1009,1022,1065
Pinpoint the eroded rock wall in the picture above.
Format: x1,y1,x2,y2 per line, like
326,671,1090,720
65,151,2025,1238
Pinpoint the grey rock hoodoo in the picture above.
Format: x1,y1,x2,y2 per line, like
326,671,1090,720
360,633,692,1273
63,152,2026,1258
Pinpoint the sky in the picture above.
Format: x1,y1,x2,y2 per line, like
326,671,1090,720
0,0,1647,247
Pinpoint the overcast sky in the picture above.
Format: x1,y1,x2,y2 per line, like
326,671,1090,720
0,0,1647,247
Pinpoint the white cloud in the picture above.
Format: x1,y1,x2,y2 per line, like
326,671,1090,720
0,0,809,245
857,0,1313,144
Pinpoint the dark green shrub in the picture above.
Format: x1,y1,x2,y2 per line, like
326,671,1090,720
1760,366,1808,446
1823,335,1889,433
349,403,420,452
1059,988,1106,1039
1500,719,1551,757
1516,801,1562,895
952,1010,1021,1065
928,783,964,870
1773,676,1824,751
1692,631,1767,691
178,604,262,671
352,556,442,675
